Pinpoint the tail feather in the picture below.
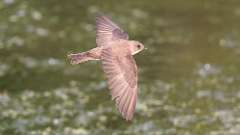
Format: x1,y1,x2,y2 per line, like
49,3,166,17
68,52,90,65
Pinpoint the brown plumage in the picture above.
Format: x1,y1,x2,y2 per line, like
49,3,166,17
68,14,145,121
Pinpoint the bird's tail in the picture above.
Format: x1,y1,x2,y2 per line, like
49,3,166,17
68,52,93,65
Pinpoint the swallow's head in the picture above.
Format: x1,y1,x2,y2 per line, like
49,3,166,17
129,40,145,55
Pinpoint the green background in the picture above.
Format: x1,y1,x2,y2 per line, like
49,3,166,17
1,0,240,134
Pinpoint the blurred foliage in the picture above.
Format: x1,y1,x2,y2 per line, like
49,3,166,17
1,0,240,135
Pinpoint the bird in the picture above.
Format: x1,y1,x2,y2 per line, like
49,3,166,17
67,14,145,121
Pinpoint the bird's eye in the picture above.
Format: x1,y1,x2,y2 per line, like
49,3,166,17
137,44,141,49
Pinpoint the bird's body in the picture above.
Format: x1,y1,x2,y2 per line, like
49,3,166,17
69,40,142,64
68,14,145,121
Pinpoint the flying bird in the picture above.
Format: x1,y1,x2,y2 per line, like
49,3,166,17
68,14,145,121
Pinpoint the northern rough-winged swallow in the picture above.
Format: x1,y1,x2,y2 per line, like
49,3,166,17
68,14,145,121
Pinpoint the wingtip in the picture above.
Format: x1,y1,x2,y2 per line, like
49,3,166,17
95,12,107,20
120,108,134,121
95,12,113,22
123,115,134,121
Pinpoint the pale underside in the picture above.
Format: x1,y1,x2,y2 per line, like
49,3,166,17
101,48,137,120
96,15,138,120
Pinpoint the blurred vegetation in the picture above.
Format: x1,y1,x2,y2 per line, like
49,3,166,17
1,0,240,135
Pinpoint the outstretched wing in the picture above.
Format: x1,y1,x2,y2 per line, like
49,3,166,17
96,14,129,47
101,48,138,121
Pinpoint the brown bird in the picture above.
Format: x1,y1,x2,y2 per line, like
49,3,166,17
68,14,145,121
